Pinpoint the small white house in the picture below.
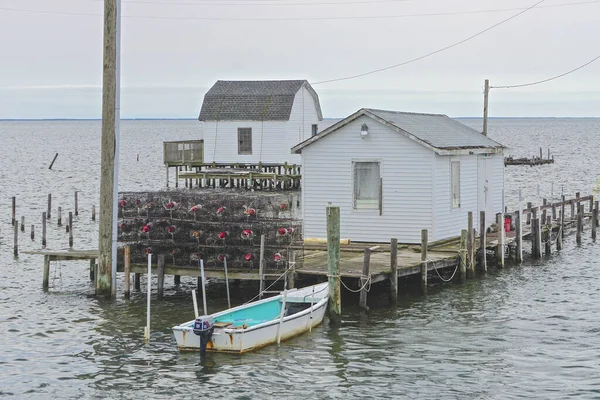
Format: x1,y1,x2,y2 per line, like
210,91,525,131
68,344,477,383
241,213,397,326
292,108,505,244
199,80,323,164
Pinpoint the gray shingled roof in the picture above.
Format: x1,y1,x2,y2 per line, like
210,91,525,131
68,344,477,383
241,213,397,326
199,80,323,121
365,109,503,149
292,108,504,154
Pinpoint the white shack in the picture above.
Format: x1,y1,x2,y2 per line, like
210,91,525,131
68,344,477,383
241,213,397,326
292,108,505,244
199,80,323,164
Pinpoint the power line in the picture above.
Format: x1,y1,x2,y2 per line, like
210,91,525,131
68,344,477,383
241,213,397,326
312,0,546,84
113,0,414,6
491,54,600,89
1,0,598,20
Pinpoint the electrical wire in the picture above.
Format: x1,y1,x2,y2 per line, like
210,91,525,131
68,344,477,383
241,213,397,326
114,0,414,6
311,0,546,85
1,0,598,21
490,54,600,89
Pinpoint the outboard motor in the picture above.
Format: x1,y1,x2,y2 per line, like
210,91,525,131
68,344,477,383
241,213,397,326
193,316,215,358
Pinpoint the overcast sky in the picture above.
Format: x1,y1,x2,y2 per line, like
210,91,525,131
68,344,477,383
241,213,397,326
0,0,598,119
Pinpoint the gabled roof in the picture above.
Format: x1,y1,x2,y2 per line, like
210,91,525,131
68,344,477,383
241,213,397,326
292,108,505,155
198,80,323,121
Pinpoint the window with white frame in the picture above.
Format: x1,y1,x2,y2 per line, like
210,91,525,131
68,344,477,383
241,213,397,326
238,128,252,155
451,161,461,208
353,161,381,210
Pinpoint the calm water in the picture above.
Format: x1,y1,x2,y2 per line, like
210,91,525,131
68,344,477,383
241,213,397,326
1,118,600,399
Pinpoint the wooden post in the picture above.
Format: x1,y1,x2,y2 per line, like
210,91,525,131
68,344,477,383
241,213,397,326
74,191,79,216
124,245,131,298
327,206,341,324
496,213,504,268
545,216,552,255
157,254,165,299
57,206,62,226
11,196,16,226
420,229,428,294
516,208,523,263
593,201,598,241
287,250,296,290
69,212,73,248
459,229,467,282
467,212,474,277
390,238,398,304
479,211,487,272
43,256,50,290
541,198,547,223
134,272,141,291
92,205,96,221
526,202,532,225
482,79,489,136
30,224,35,240
359,248,370,310
259,234,265,299
20,216,25,232
47,194,52,220
48,152,59,169
174,274,181,285
42,212,47,248
90,259,95,281
13,220,18,258
577,205,583,245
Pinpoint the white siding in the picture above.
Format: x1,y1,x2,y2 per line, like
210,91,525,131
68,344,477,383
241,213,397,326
433,154,479,241
202,86,320,164
301,116,434,243
488,153,505,215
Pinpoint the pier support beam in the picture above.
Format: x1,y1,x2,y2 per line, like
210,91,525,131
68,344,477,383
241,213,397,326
479,211,487,272
327,206,341,325
43,256,50,290
467,212,475,277
359,248,370,311
420,229,428,294
459,229,467,282
390,238,398,304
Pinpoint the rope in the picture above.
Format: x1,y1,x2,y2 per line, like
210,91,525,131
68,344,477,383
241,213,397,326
243,264,291,305
431,254,460,283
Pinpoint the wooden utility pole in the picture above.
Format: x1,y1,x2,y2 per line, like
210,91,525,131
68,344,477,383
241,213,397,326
483,79,489,136
97,0,121,297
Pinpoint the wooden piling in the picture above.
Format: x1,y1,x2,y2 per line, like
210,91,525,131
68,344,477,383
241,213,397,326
157,254,165,299
92,205,96,221
74,191,79,216
552,203,557,220
69,212,73,248
174,274,181,285
13,221,18,258
359,248,370,310
420,229,428,294
496,213,504,268
42,212,47,248
43,256,50,290
47,194,52,219
20,216,25,232
259,234,265,299
545,216,552,255
124,245,131,298
134,273,141,291
390,238,398,304
577,206,583,245
541,199,547,223
327,206,341,324
30,224,35,241
459,229,467,282
516,208,523,263
593,201,598,241
467,212,474,277
58,207,62,226
287,250,296,290
48,152,59,169
479,211,487,272
90,259,95,281
526,202,532,225
11,197,16,226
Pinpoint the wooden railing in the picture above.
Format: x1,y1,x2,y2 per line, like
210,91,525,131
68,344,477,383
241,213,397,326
163,140,204,165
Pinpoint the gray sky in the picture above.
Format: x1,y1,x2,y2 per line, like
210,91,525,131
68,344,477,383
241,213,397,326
0,0,598,119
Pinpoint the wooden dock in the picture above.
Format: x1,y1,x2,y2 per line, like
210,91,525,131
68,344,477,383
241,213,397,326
504,147,554,166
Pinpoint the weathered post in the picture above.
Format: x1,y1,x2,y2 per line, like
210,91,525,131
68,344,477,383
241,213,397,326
20,216,25,232
516,208,523,263
479,211,487,272
593,201,598,241
134,272,141,291
30,224,35,241
259,234,265,299
482,79,489,136
174,274,181,286
526,202,532,225
467,212,474,276
390,238,398,304
459,229,467,282
90,259,95,281
124,245,131,298
359,248,370,310
496,213,504,268
541,199,547,223
57,207,62,226
552,203,557,220
287,250,296,290
48,152,59,169
47,194,52,220
157,254,165,299
43,256,50,290
13,221,18,258
42,212,47,248
420,229,428,294
69,212,73,248
577,204,583,245
92,205,96,221
327,206,341,325
74,191,79,216
545,216,552,255
11,197,16,226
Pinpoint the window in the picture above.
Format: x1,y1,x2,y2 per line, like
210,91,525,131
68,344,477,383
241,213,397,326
311,124,318,137
353,161,381,210
238,128,252,155
451,161,460,208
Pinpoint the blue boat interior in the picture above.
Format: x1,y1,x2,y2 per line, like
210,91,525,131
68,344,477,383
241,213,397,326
214,298,283,328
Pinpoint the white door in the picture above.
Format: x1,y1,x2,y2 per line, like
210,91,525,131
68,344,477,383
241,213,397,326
478,156,494,226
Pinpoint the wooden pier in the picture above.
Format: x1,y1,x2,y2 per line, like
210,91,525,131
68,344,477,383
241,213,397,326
504,147,554,166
